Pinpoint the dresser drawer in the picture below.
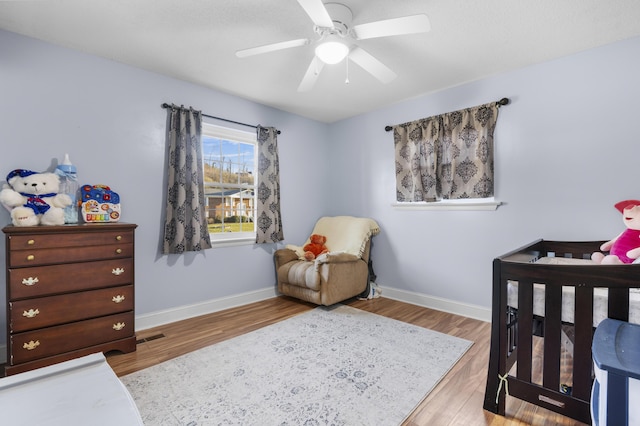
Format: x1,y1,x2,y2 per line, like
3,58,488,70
7,229,134,251
8,258,133,299
8,242,133,268
9,311,134,364
10,285,133,333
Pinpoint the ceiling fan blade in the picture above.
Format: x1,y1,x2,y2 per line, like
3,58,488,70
236,38,310,58
297,56,325,92
352,14,430,40
296,0,334,28
349,47,397,84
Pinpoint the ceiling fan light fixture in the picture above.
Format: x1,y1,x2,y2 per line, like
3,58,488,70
315,37,349,64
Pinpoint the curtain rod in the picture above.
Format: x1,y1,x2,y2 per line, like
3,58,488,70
384,97,510,132
161,103,281,134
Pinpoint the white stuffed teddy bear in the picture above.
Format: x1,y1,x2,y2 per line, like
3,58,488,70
0,169,72,226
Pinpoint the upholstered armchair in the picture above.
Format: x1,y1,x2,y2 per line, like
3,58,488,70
274,216,380,306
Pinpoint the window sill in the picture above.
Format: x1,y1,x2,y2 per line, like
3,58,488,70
210,236,255,248
391,200,502,211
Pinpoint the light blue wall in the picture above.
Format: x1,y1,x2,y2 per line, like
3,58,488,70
0,29,329,344
1,28,639,346
328,35,640,308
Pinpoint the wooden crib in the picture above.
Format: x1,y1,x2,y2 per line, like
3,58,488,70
483,239,640,424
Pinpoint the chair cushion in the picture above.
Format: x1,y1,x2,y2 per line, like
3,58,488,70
278,260,321,291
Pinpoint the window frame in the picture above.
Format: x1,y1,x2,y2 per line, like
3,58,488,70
202,123,257,246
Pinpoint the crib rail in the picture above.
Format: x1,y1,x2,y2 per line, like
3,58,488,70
483,239,640,424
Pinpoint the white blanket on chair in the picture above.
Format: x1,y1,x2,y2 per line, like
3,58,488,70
287,216,380,260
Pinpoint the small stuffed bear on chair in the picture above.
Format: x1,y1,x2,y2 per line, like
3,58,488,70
0,169,71,226
592,199,640,264
303,234,329,261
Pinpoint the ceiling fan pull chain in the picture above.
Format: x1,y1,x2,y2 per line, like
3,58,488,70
345,56,350,84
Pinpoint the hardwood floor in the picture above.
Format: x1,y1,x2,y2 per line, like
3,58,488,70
106,296,588,426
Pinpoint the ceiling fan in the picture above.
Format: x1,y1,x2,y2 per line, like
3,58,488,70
235,0,430,92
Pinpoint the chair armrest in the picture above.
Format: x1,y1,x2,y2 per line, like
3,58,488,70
274,248,300,268
316,252,361,265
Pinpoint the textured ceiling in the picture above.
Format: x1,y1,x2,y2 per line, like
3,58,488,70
1,0,640,122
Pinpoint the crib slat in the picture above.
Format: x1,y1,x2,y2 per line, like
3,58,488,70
516,280,534,382
573,285,594,401
608,287,630,321
542,282,562,391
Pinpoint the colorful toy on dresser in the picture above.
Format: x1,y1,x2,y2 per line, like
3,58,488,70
81,184,121,222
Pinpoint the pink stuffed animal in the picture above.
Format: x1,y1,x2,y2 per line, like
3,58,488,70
592,200,640,264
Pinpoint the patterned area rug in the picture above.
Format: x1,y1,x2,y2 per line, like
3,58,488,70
121,305,472,425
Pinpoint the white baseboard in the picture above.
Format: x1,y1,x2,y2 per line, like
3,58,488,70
0,285,487,366
378,285,491,323
135,286,279,331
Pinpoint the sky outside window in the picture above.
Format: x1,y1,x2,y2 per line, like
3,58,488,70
203,136,255,184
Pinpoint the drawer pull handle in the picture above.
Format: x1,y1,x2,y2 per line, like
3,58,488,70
112,295,126,303
23,340,40,351
27,239,35,245
113,322,126,331
22,308,40,318
26,254,35,261
22,277,39,286
115,248,123,254
112,267,125,276
116,235,122,241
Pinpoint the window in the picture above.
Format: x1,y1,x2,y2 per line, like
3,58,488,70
202,123,257,243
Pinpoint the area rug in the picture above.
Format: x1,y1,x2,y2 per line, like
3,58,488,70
121,304,472,425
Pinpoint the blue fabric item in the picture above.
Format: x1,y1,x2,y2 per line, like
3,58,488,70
19,193,57,215
6,169,37,182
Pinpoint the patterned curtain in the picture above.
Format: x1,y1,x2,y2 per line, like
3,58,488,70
394,116,440,201
255,126,284,243
162,106,212,254
394,102,499,201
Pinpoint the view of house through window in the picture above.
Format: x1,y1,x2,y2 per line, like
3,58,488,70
202,123,257,242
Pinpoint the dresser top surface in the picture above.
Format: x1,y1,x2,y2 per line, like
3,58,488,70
3,223,137,235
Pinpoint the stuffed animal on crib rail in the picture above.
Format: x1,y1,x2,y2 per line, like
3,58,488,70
0,169,72,226
303,234,329,261
591,200,640,264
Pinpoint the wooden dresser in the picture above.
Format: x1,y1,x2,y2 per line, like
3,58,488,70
3,223,137,375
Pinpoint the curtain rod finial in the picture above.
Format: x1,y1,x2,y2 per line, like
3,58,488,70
385,125,393,132
497,98,510,106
